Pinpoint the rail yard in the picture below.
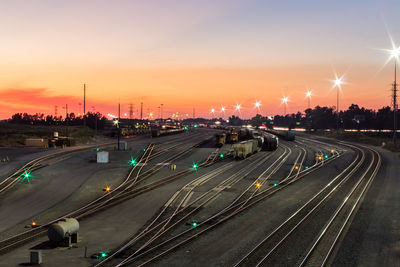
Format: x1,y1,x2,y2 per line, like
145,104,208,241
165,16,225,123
0,126,398,267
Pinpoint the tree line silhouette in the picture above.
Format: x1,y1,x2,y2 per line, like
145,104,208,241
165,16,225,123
8,112,108,130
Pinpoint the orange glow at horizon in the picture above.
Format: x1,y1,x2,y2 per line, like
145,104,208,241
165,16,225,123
0,64,394,120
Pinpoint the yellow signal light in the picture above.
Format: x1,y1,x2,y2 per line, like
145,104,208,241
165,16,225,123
255,182,261,188
294,165,299,170
318,156,323,161
104,186,111,192
331,149,335,153
31,221,37,227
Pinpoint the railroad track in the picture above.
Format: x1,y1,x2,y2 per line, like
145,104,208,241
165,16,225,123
94,144,289,266
0,142,117,194
0,132,215,255
233,142,381,267
0,131,198,195
98,139,345,266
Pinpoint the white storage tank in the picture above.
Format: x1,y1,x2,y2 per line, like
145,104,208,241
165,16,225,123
47,218,79,243
97,151,109,163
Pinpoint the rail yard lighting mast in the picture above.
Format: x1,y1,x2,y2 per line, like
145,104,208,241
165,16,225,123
281,96,289,115
235,104,241,112
333,75,344,132
388,45,400,147
306,90,312,109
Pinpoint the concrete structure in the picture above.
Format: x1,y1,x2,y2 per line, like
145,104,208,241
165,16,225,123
30,250,42,264
25,138,48,148
97,151,109,163
118,141,128,151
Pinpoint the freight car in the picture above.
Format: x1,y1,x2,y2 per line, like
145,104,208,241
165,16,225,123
262,133,279,151
215,133,226,147
151,128,185,137
232,139,261,159
265,128,295,141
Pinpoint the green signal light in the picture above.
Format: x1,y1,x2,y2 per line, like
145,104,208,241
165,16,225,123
324,154,329,159
273,183,278,187
129,156,137,166
305,166,309,170
194,124,197,128
270,121,274,124
100,252,108,258
219,153,224,158
296,121,301,125
143,148,146,152
191,221,198,228
96,148,100,152
20,170,33,183
191,162,199,171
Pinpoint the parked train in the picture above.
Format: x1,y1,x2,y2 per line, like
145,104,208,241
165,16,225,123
262,132,279,151
233,138,262,159
226,132,239,144
265,128,295,141
233,133,278,159
215,133,226,147
151,127,185,137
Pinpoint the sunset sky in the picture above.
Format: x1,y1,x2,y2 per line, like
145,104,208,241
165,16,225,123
0,0,399,119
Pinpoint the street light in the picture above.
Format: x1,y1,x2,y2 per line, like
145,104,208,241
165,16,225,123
235,104,241,112
281,96,289,115
387,45,400,147
305,90,312,109
332,75,344,132
255,101,261,108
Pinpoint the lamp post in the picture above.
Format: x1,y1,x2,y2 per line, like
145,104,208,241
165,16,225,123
306,90,312,109
281,96,289,116
389,46,400,148
333,76,343,133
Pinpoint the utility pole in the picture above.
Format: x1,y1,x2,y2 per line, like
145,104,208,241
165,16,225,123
63,104,69,137
140,102,143,120
337,87,340,133
193,108,195,119
394,60,398,148
83,84,86,127
161,104,163,121
129,103,133,119
92,106,97,136
117,102,121,150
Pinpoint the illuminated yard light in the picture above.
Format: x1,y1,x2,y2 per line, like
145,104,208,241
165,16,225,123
221,107,226,112
235,104,241,111
211,108,215,113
